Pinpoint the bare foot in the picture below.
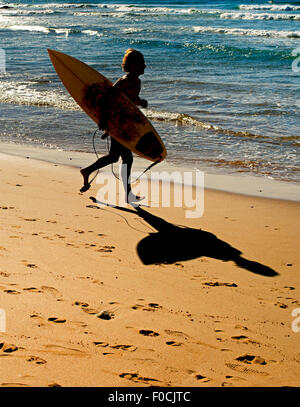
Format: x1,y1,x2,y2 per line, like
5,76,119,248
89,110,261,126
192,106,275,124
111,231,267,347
126,192,145,205
80,169,90,193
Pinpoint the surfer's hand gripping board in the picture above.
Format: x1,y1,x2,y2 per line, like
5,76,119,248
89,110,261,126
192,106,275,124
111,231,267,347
48,49,166,163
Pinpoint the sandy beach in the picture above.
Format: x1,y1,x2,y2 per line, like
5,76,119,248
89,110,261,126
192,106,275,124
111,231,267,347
0,151,300,388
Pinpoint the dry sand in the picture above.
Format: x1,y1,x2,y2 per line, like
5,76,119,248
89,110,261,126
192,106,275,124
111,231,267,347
0,152,300,387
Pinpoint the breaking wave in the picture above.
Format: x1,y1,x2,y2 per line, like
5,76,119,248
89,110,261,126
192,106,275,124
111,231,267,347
193,25,300,39
221,12,300,21
239,4,300,11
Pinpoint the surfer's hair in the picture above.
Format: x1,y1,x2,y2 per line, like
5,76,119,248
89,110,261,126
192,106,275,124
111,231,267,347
122,48,144,72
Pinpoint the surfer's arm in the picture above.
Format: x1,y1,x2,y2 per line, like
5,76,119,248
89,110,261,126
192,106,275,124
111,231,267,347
139,98,148,108
113,77,148,107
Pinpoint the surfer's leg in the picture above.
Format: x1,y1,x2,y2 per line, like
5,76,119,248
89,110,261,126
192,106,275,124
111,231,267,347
80,139,120,192
120,149,133,198
120,149,144,203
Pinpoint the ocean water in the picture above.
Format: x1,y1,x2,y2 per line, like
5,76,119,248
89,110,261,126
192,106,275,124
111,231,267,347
0,0,299,182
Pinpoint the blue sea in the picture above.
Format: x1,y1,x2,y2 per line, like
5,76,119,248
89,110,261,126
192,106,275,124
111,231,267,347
0,0,299,182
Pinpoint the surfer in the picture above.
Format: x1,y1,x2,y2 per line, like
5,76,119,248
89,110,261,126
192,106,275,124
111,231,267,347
80,49,148,203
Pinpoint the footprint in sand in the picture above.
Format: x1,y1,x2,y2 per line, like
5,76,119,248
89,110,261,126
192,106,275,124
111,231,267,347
97,246,115,253
74,301,98,315
55,234,65,239
0,286,20,295
132,302,162,312
24,263,38,269
48,317,66,323
94,342,137,353
119,372,160,385
166,341,182,346
275,302,288,309
231,335,248,341
195,374,211,383
5,289,20,295
93,341,109,348
41,286,61,297
165,329,190,339
225,362,269,377
235,354,267,365
235,325,249,331
221,375,246,387
0,343,18,353
148,303,161,309
110,344,137,352
73,301,89,308
31,314,66,327
85,243,96,248
23,287,43,293
139,329,159,337
42,344,85,357
203,282,238,288
26,355,47,365
96,311,115,320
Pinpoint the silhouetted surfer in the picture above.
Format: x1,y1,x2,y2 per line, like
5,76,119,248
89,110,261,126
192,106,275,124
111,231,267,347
80,49,148,204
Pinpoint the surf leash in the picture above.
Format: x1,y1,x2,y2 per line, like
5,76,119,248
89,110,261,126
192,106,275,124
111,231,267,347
87,127,101,185
104,132,162,183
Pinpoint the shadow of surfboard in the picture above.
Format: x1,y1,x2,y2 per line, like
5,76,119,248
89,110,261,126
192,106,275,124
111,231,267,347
135,207,278,277
88,197,278,277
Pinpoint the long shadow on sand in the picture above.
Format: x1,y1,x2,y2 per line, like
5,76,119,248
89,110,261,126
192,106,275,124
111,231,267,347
135,207,277,277
89,197,278,277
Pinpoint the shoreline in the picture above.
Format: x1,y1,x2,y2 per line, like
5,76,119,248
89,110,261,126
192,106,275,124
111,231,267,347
1,141,300,203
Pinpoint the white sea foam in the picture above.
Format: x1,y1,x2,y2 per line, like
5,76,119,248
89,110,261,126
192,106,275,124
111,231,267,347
27,2,95,9
122,27,145,34
0,9,56,15
76,4,204,16
193,25,300,39
239,4,300,11
7,25,51,33
0,80,78,110
82,29,102,37
0,24,99,37
221,12,300,21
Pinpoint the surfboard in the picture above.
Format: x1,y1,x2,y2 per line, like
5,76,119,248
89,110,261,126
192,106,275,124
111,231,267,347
48,49,167,162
